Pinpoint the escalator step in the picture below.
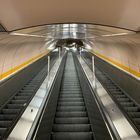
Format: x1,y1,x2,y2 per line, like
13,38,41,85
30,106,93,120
21,89,34,92
62,82,79,84
133,118,140,124
60,91,81,94
62,83,80,85
57,106,86,111
58,102,84,106
62,85,80,88
0,128,7,135
14,96,29,100
10,100,26,104
19,90,33,93
111,92,123,95
23,88,36,92
24,85,37,87
60,94,82,97
109,89,121,92
17,93,31,96
59,98,84,102
61,89,81,92
2,109,20,114
56,111,87,117
63,80,79,82
59,97,83,100
120,102,134,107
115,95,126,98
0,121,11,127
53,124,91,132
128,112,140,118
52,132,93,140
137,125,140,130
61,84,80,89
0,114,16,120
124,107,138,112
7,104,24,109
117,98,130,102
106,86,118,89
55,117,89,124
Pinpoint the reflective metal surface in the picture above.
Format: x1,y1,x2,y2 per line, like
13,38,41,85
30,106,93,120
11,24,133,40
77,55,140,140
8,55,64,140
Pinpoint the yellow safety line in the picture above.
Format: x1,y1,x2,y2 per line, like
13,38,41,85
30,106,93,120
1,50,140,80
91,51,140,78
0,50,50,80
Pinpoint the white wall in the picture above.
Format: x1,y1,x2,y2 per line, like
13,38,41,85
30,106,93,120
88,33,140,79
0,33,51,80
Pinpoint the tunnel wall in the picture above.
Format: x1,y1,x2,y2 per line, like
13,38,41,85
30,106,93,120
89,33,140,80
0,33,51,82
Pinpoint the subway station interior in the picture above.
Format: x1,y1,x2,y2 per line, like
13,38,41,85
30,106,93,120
0,1,140,140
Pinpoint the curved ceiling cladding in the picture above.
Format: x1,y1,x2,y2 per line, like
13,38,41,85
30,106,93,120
0,0,140,31
11,24,134,40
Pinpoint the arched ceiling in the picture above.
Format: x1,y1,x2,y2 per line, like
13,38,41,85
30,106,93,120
0,0,140,31
11,24,133,40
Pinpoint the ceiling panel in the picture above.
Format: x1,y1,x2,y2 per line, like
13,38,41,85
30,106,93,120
0,0,140,31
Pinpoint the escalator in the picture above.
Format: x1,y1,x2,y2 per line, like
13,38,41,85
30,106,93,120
51,52,93,140
34,51,112,140
82,51,140,136
0,52,58,139
95,68,140,135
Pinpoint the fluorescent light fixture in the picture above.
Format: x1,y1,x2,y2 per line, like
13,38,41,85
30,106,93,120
11,33,46,38
85,32,132,39
101,32,129,37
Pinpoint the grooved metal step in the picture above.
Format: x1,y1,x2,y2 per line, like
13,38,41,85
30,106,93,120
52,52,93,140
58,98,84,102
58,102,84,106
52,132,93,140
55,117,89,124
57,106,86,111
0,115,16,120
53,124,91,132
56,111,87,117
